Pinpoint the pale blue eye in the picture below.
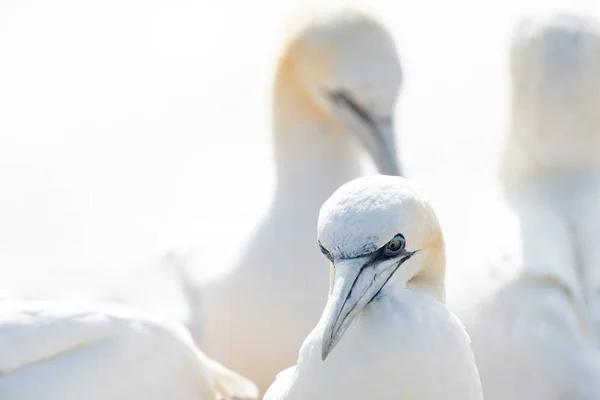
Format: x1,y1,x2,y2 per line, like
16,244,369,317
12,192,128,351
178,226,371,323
384,234,405,257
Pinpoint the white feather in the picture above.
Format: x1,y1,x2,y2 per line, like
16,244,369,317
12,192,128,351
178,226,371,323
0,298,258,400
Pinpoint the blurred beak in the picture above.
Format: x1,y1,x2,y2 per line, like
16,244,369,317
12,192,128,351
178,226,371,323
329,91,401,176
360,118,401,176
320,252,413,361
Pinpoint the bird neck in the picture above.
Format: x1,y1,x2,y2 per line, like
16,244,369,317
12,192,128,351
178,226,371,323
271,64,363,197
504,180,587,307
406,244,446,304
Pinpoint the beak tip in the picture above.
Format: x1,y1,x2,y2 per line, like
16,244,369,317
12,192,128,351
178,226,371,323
379,162,402,177
389,163,403,177
321,336,333,362
321,345,329,362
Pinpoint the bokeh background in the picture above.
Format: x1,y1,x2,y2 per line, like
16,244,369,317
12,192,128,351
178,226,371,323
0,0,597,316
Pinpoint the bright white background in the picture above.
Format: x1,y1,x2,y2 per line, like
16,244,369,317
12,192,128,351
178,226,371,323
0,0,597,312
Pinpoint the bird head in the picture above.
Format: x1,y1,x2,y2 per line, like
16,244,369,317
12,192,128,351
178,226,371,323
274,11,403,176
316,175,446,360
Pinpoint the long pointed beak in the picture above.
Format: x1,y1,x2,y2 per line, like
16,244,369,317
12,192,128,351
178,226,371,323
363,119,401,177
329,92,401,176
320,255,403,361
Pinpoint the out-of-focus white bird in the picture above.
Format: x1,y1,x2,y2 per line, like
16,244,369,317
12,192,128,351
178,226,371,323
503,13,600,322
199,10,403,393
264,175,483,400
0,298,258,400
502,13,600,181
460,13,600,400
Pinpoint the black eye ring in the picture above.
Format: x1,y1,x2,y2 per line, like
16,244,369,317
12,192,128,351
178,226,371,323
319,243,333,261
384,234,406,257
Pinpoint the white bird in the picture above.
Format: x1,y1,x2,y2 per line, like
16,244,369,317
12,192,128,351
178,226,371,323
199,10,403,393
0,298,258,400
460,13,600,400
264,175,483,400
502,13,600,331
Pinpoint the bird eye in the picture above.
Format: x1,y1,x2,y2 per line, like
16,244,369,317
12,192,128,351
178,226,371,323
319,243,333,260
384,234,406,257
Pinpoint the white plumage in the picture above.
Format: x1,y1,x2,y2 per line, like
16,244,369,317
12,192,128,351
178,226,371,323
0,298,258,400
503,13,600,345
264,175,483,400
198,10,403,394
457,13,600,400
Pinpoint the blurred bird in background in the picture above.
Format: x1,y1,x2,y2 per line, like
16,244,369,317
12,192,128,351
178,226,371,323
458,13,600,400
197,9,403,393
0,297,258,400
3,1,600,399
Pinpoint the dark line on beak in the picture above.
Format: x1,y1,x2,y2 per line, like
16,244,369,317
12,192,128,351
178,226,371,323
330,91,377,127
330,248,412,328
369,250,417,303
329,259,370,337
329,90,396,174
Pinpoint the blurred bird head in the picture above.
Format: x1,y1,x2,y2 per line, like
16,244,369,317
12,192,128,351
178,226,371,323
273,10,403,176
504,13,600,179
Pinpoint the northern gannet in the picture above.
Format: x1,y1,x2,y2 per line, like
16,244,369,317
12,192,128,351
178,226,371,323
200,10,403,393
0,298,258,400
264,175,483,400
463,13,600,400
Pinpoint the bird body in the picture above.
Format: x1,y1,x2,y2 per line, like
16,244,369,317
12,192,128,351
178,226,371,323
466,278,600,400
0,298,257,400
265,175,483,400
266,290,481,400
463,175,600,400
200,10,403,393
